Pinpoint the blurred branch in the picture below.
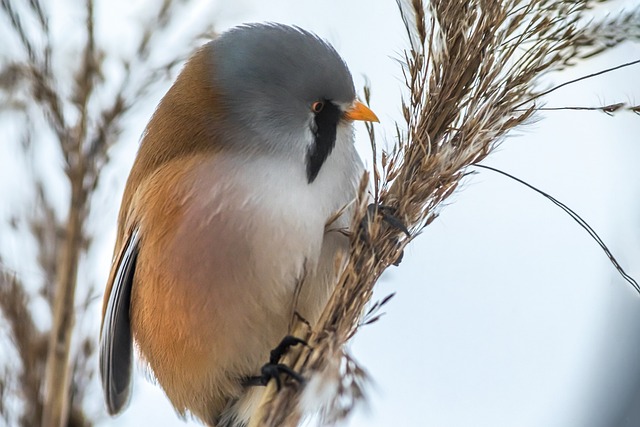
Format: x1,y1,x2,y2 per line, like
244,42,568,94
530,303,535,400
252,0,640,425
0,0,213,425
40,0,96,422
0,269,47,427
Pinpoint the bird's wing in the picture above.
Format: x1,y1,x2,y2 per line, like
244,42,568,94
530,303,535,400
100,227,140,415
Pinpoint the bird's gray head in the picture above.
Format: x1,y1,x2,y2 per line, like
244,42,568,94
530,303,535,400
208,23,359,182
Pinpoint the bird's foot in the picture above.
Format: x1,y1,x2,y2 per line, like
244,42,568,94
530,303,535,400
244,336,307,390
367,204,410,236
361,203,410,266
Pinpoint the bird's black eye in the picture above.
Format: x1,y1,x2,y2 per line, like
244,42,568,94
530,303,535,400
311,101,324,113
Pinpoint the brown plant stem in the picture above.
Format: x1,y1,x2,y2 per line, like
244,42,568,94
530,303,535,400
42,177,87,427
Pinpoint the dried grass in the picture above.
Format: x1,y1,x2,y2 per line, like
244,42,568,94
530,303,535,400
251,1,640,425
0,0,212,425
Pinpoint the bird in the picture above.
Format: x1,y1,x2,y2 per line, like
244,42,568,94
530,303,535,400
99,23,379,427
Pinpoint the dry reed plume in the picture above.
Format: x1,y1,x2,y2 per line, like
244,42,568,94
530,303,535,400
0,1,213,426
251,1,640,425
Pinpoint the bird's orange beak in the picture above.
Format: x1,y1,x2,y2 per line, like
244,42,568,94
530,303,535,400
344,100,379,122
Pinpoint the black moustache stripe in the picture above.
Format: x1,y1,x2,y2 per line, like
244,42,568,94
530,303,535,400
306,101,341,183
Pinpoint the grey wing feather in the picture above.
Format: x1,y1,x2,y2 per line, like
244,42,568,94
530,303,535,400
100,228,140,415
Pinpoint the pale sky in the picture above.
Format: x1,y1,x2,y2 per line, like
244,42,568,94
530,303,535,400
2,1,640,427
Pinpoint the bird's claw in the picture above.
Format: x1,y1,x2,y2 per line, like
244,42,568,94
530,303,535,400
259,363,305,391
244,335,307,390
365,204,410,237
360,203,410,266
